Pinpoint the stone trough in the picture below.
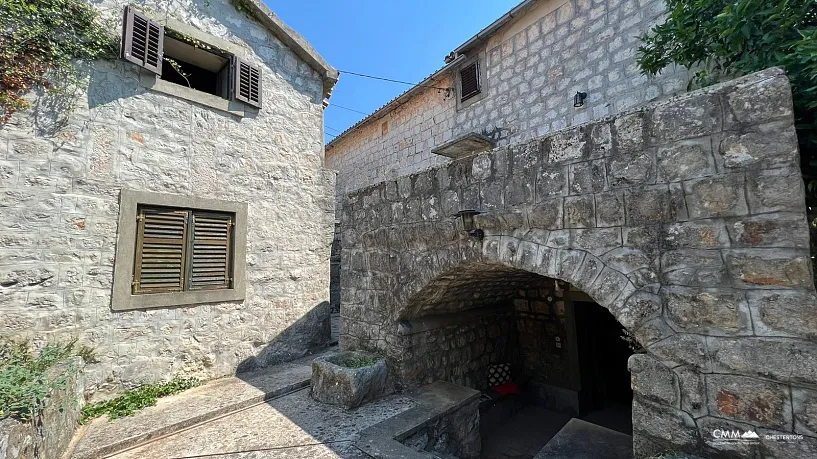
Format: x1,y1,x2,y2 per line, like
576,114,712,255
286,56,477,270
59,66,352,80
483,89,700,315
310,351,391,409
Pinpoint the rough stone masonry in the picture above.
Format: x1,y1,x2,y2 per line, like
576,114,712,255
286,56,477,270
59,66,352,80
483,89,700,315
340,68,817,458
0,0,336,396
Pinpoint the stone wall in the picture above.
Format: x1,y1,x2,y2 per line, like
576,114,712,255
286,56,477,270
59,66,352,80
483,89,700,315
0,359,84,459
326,0,690,204
400,397,481,459
340,68,817,457
0,0,335,394
397,305,518,391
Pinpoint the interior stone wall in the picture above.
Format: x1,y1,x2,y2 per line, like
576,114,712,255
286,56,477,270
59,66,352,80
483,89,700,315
340,68,817,457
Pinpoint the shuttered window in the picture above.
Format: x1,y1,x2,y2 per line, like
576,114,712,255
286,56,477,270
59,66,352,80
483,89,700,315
133,206,234,295
121,6,164,75
234,58,262,108
459,62,481,102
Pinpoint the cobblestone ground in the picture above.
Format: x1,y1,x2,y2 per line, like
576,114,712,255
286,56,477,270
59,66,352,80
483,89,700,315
110,389,416,459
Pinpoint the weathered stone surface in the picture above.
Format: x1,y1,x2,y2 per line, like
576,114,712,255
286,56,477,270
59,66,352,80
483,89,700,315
614,290,661,330
629,353,680,406
664,287,750,335
663,220,730,249
625,185,671,225
311,352,391,409
724,68,794,126
748,291,817,341
674,366,707,418
726,214,809,248
651,94,721,142
648,333,710,370
684,175,748,218
746,170,806,214
632,398,700,449
607,150,655,189
613,111,646,154
594,191,625,227
718,123,799,170
548,127,587,164
708,337,817,386
706,374,792,430
792,387,817,437
563,195,595,228
661,249,728,288
656,137,715,182
568,160,605,194
725,249,812,289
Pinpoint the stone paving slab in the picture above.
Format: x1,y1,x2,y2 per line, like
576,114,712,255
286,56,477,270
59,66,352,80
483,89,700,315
71,351,334,459
533,418,633,459
109,389,417,459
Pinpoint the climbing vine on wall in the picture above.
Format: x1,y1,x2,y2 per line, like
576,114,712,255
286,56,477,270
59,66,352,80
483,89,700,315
0,0,118,122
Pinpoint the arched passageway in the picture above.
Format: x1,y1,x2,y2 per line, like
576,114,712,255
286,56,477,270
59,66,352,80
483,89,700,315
397,264,636,457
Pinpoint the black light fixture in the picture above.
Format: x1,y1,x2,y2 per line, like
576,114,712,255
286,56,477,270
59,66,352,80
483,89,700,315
456,209,484,241
574,91,588,108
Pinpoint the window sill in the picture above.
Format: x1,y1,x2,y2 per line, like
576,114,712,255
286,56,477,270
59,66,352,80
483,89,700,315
117,288,245,311
139,71,247,117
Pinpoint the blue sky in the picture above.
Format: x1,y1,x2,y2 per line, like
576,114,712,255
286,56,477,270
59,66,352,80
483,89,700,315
267,0,521,143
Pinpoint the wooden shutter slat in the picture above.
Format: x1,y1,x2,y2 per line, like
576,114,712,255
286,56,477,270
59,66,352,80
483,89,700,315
233,58,262,108
133,208,188,294
187,212,232,291
460,62,480,102
121,6,163,75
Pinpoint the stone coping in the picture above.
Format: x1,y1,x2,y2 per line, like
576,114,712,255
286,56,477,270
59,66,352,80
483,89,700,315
533,418,633,459
69,351,332,459
356,381,480,458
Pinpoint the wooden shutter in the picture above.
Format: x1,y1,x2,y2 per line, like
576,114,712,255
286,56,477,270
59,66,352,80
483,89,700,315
234,58,262,108
121,6,164,75
133,208,188,294
460,62,480,102
187,212,232,290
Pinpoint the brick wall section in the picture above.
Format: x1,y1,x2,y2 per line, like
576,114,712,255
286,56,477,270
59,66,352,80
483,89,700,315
340,69,817,457
326,0,690,206
0,0,335,394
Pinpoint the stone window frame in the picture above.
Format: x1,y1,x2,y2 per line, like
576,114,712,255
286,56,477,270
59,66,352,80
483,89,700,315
455,52,487,111
135,16,254,117
112,189,248,311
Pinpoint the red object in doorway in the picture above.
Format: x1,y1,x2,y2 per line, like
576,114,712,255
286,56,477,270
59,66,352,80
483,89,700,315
490,382,521,396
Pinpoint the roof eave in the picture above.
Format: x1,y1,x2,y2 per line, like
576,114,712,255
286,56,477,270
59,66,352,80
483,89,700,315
238,0,339,98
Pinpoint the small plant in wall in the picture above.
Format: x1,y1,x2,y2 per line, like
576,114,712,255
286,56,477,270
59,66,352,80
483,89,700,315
0,0,117,123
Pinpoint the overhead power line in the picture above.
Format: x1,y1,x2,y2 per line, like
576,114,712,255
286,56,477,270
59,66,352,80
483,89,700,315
338,69,452,92
329,104,370,115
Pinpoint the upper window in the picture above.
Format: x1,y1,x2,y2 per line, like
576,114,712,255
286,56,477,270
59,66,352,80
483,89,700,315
459,62,481,102
120,6,262,108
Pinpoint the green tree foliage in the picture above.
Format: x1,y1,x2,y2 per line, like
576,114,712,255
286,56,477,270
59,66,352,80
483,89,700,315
0,0,117,122
638,0,817,191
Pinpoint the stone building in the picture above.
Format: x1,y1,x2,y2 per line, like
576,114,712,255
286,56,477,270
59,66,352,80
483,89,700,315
0,0,338,394
340,68,817,458
325,0,689,203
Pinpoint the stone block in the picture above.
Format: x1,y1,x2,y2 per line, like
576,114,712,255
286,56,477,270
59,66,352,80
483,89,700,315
726,214,809,249
589,121,613,157
724,248,812,289
662,221,730,249
708,337,817,386
613,111,646,153
746,170,806,214
660,248,728,287
648,332,710,370
614,289,661,330
706,374,792,430
563,195,595,228
625,185,671,225
663,286,751,335
568,160,605,194
718,122,799,170
594,191,625,227
536,166,568,199
629,353,680,407
607,150,655,189
547,126,587,164
656,137,715,182
311,351,391,410
724,68,794,126
792,387,817,437
650,93,721,143
674,366,707,418
747,290,817,341
632,398,700,449
528,197,564,230
683,175,748,219
571,228,622,254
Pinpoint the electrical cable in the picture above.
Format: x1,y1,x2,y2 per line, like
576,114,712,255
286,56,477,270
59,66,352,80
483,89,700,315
337,69,452,92
329,103,370,115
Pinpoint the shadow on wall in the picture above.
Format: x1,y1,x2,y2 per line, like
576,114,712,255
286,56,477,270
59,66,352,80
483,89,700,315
235,301,332,374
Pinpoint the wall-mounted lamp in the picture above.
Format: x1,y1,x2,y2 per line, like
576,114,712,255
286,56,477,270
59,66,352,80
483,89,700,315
574,91,588,108
456,209,484,241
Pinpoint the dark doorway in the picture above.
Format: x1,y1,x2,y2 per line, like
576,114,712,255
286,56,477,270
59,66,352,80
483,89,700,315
574,301,634,435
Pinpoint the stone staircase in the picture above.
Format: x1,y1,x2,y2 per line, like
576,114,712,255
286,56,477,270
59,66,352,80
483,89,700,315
65,352,326,459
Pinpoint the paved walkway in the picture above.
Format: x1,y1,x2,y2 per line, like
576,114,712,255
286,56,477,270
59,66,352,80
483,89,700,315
68,350,417,459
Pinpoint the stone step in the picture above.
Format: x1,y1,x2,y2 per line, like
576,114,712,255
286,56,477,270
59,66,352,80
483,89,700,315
533,418,633,459
68,351,333,459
